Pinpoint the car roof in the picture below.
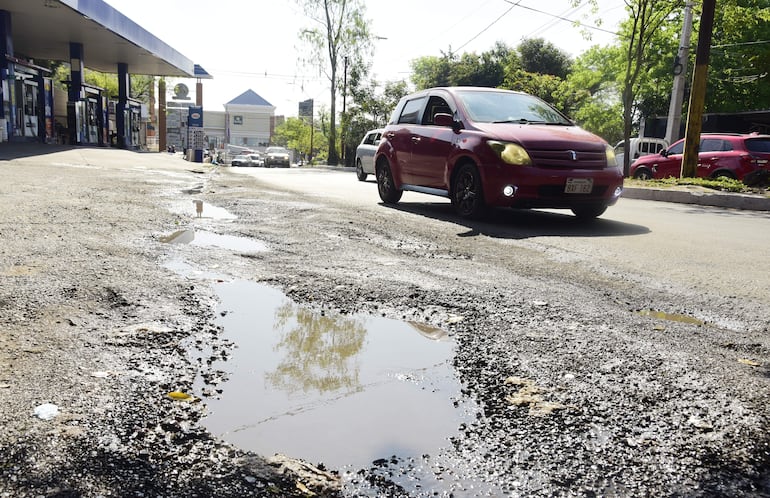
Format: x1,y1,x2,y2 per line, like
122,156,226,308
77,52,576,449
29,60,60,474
402,86,529,99
671,132,770,144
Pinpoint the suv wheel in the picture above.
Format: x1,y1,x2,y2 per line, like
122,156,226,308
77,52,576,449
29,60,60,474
376,160,402,204
712,170,736,180
571,204,607,219
451,163,486,218
633,167,653,180
356,159,367,181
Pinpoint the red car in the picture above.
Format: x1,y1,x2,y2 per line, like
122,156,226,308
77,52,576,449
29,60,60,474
629,133,770,181
374,87,623,219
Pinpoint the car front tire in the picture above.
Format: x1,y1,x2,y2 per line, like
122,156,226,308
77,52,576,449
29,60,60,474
571,204,608,219
356,159,367,181
633,167,653,180
451,163,486,219
376,160,402,204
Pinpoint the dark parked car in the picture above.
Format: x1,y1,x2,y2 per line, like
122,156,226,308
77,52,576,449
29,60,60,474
630,133,770,181
374,86,623,219
264,146,291,168
355,129,383,181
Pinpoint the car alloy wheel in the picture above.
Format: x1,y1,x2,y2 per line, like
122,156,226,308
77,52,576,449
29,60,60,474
356,159,367,181
376,161,402,204
451,163,486,218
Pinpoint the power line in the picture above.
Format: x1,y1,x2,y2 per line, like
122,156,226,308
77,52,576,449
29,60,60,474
455,1,521,53
502,0,620,36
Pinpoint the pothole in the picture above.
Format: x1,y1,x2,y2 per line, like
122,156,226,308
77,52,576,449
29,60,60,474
160,229,267,253
191,281,476,470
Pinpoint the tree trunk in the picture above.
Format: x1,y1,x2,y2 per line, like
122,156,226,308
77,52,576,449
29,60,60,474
328,74,339,165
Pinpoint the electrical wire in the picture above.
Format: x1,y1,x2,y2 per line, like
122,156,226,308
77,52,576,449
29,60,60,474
502,0,620,36
455,1,522,53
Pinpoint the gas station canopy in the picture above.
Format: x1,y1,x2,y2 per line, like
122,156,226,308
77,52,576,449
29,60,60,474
0,0,199,77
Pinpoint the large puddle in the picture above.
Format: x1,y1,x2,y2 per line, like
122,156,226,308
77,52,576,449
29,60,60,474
194,281,474,470
160,229,267,253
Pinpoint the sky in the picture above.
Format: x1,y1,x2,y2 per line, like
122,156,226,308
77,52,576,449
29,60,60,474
102,0,628,117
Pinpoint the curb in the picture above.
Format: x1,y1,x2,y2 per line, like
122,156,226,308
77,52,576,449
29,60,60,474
622,186,770,211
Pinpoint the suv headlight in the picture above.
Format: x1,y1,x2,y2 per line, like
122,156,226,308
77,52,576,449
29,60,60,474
605,144,618,168
488,140,532,166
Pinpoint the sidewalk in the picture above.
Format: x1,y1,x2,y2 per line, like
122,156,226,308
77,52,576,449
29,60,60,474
311,163,770,212
622,184,770,211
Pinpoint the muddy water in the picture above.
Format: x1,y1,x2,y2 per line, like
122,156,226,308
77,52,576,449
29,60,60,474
197,281,474,470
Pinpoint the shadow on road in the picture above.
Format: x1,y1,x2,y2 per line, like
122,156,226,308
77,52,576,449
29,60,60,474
380,201,650,240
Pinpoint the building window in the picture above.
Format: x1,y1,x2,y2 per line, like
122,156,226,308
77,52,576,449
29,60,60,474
233,115,243,125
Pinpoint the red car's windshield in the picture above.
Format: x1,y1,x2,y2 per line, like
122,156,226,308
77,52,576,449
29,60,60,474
455,90,572,125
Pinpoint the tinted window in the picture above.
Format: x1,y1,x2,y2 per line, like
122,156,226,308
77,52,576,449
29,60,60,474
667,141,685,155
398,97,427,124
364,133,378,145
745,138,770,153
701,139,731,152
422,96,452,125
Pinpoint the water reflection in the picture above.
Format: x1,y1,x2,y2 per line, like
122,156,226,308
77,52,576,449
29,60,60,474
269,303,367,394
198,281,470,469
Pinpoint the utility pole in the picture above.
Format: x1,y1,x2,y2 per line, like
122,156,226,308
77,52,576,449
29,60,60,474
681,0,716,178
665,2,694,145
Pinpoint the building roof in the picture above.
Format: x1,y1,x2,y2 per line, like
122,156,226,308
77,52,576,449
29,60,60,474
227,90,273,107
0,0,198,77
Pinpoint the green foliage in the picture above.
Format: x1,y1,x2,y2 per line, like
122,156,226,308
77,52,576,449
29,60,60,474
562,45,624,142
51,64,153,103
343,79,409,165
295,0,373,164
625,176,757,193
706,0,770,112
273,116,328,164
517,38,572,79
411,42,517,90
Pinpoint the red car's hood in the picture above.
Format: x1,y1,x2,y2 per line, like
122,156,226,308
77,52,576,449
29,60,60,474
472,123,607,150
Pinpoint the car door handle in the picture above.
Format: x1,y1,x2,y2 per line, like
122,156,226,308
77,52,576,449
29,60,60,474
411,136,421,143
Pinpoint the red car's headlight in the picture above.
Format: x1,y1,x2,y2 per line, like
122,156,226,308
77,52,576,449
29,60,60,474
605,145,619,168
487,140,532,166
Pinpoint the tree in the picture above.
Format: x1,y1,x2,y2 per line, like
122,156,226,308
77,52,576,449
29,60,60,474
706,1,770,113
52,64,153,102
574,0,679,174
343,78,409,163
274,116,329,164
410,42,517,90
411,53,454,90
518,38,573,79
296,0,373,165
564,45,624,144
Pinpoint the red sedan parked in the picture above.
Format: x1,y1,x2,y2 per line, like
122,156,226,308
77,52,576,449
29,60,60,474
629,133,770,181
374,87,623,219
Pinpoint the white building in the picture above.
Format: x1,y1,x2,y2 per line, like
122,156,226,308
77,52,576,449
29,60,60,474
224,89,275,149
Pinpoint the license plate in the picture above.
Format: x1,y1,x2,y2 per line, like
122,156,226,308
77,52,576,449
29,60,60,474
564,178,593,194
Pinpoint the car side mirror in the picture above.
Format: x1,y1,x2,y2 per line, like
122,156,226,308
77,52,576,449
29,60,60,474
433,113,458,130
660,149,668,157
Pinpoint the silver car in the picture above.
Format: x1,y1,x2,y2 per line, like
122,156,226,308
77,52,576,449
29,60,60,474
355,129,383,181
264,146,291,168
